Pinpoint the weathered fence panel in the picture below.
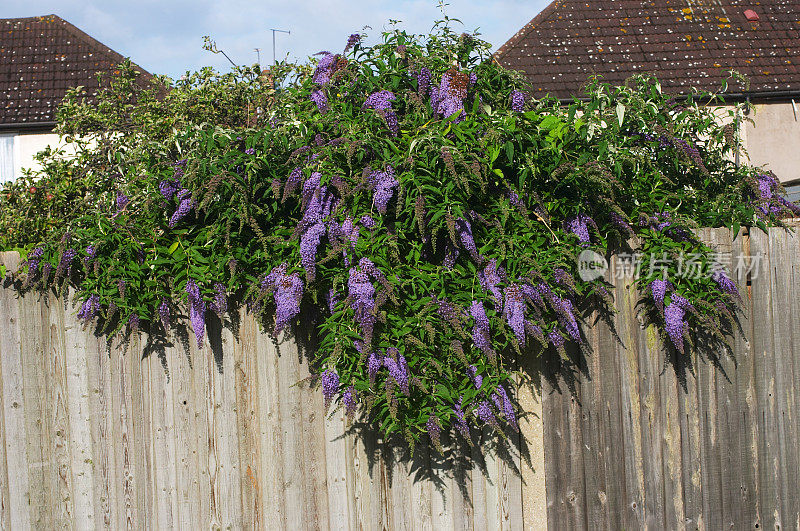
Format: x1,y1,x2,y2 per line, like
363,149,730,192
1,227,800,529
0,251,539,530
542,227,800,530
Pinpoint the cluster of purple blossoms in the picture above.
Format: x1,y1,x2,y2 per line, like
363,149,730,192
185,279,206,347
26,246,44,276
363,91,399,136
610,211,634,235
263,263,304,333
551,294,580,342
77,294,100,322
364,90,396,111
169,189,194,228
327,288,340,315
468,365,483,390
310,90,329,113
367,166,399,215
712,270,739,297
282,167,302,202
56,248,77,279
417,67,431,97
478,259,505,310
665,303,687,353
128,313,140,333
510,90,525,112
433,69,468,121
348,266,377,343
115,192,129,213
312,51,344,85
321,369,340,408
211,282,227,316
360,215,376,229
491,386,517,431
548,329,566,352
84,245,97,265
384,355,410,395
752,173,800,217
503,284,527,344
453,399,470,438
342,386,357,419
158,299,170,331
455,218,482,262
475,401,498,427
344,33,361,52
566,214,593,246
426,415,442,449
367,352,382,385
650,279,671,313
469,300,495,357
300,222,326,281
245,148,256,155
159,179,180,200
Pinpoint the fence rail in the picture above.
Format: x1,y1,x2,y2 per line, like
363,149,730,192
0,227,798,529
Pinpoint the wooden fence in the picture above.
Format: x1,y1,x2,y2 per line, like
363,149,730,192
0,252,545,530
542,228,800,530
0,227,798,529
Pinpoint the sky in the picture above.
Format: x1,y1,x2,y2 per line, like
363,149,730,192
3,0,549,79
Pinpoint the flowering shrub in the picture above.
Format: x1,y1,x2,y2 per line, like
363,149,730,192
1,20,797,449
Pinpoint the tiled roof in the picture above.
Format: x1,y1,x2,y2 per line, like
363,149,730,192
495,0,800,99
0,14,152,126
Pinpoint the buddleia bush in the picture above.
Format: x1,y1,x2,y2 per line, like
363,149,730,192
2,20,797,449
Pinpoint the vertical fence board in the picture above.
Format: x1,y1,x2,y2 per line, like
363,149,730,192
0,254,29,531
750,229,781,529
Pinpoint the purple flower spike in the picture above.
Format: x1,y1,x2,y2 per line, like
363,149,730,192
300,223,326,281
417,67,431,97
158,299,170,331
368,352,382,385
321,369,340,408
475,401,498,428
712,270,739,298
469,300,496,358
503,284,526,344
453,398,470,438
456,218,482,262
665,302,686,353
478,259,505,310
115,192,129,212
650,279,670,313
566,214,592,246
77,294,100,322
426,415,442,450
468,365,483,389
510,90,525,112
310,89,329,113
169,190,193,228
367,166,399,215
271,270,303,333
493,386,518,431
343,386,357,419
186,279,206,347
345,33,361,52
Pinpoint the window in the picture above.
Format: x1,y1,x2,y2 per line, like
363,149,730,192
0,133,15,182
785,182,800,205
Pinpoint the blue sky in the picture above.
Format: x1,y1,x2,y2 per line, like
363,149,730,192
3,0,549,78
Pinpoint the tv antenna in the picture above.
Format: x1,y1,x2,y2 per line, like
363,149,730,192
270,29,290,64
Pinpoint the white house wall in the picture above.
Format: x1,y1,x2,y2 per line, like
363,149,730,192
742,102,800,184
12,132,60,178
